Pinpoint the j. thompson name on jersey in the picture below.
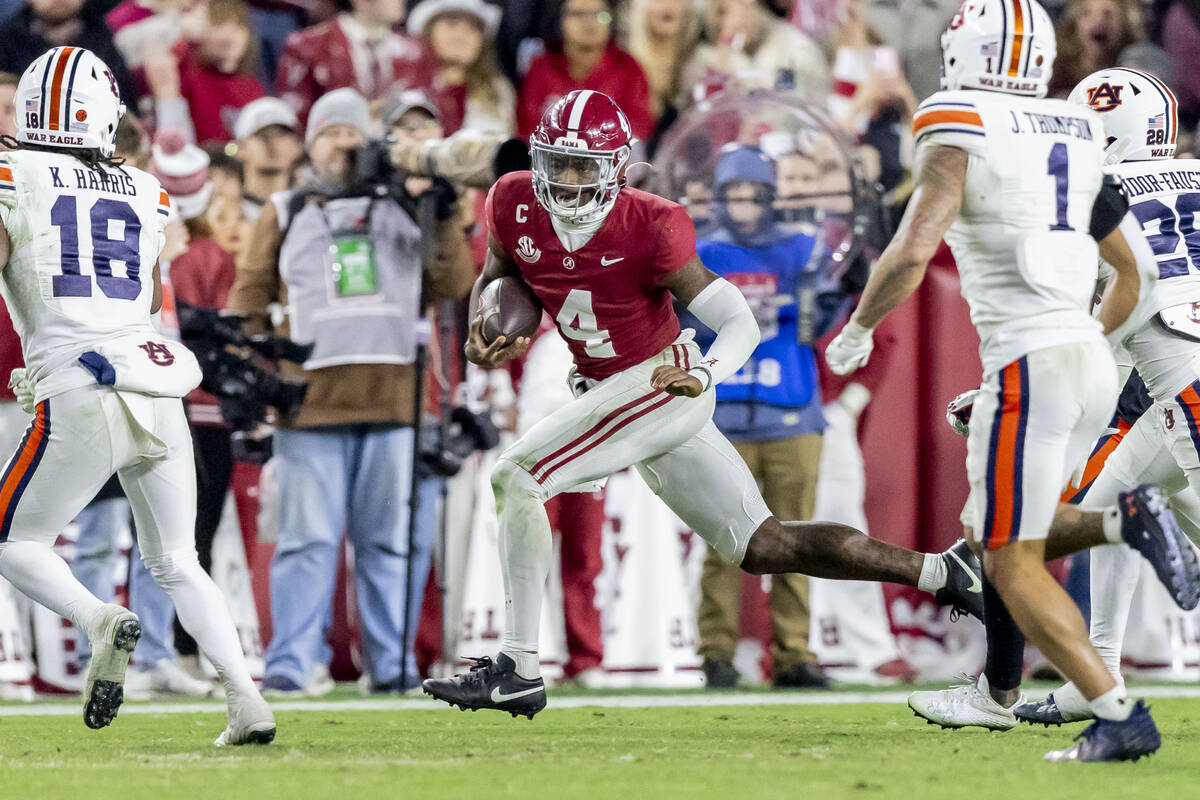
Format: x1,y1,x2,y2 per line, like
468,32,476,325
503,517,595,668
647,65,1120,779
1007,111,1096,140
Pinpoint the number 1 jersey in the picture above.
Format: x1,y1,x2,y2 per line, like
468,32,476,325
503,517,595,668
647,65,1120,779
0,149,169,388
485,171,696,381
914,90,1109,375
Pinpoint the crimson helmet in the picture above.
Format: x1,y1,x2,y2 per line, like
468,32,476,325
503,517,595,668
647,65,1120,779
530,90,633,224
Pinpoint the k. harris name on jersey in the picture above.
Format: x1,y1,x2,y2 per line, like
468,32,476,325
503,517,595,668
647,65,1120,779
47,163,138,197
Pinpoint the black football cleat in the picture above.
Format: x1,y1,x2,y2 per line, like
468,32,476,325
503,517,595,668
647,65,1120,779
1043,700,1161,762
934,539,984,621
1014,691,1091,727
422,654,546,719
1120,485,1200,611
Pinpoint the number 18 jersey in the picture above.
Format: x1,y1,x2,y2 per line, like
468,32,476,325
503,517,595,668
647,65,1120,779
914,90,1109,375
0,149,169,391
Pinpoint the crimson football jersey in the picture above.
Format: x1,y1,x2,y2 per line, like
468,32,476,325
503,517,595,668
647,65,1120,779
486,171,696,380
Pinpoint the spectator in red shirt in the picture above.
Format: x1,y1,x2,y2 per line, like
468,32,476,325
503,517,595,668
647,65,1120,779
146,0,267,145
276,0,435,124
516,0,656,140
406,0,514,134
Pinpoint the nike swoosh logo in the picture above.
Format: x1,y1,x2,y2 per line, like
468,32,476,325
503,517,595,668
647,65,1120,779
490,685,543,703
948,550,983,594
600,256,624,266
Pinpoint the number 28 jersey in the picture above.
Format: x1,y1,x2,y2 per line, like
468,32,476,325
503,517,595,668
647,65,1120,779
915,90,1109,375
0,149,169,391
485,171,696,381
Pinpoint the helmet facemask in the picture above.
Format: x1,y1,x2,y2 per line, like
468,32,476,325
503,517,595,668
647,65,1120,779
531,141,630,225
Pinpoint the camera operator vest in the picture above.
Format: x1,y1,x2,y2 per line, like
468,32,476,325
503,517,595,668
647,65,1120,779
273,191,423,370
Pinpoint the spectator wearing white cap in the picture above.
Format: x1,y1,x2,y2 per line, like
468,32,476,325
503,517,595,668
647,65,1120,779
230,86,475,696
407,0,514,135
234,96,303,221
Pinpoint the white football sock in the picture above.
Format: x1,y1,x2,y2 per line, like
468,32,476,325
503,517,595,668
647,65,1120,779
492,457,552,680
917,552,948,592
0,540,104,630
144,551,258,698
1089,683,1132,721
1088,544,1140,675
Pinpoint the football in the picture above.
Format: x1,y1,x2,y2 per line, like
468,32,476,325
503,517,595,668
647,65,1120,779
477,276,542,344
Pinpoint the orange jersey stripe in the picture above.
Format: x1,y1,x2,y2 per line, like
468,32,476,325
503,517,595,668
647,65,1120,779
1180,383,1200,424
159,191,171,208
47,47,75,132
0,167,12,183
0,404,47,517
989,362,1024,549
913,109,983,135
1007,0,1025,77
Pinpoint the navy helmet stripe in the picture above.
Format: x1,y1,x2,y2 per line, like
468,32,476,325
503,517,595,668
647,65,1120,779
37,49,56,130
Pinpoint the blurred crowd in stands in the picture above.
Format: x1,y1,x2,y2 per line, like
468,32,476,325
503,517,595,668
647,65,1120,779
0,0,1195,698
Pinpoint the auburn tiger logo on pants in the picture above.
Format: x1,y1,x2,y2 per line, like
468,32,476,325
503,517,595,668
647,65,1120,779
138,341,175,366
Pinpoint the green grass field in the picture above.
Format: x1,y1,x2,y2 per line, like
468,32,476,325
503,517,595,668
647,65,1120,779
2,689,1198,799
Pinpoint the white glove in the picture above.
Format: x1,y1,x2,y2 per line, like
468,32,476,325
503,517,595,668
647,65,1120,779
8,369,34,415
825,320,875,375
945,388,981,437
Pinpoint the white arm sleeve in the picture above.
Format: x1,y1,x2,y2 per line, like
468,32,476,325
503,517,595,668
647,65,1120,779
685,278,761,391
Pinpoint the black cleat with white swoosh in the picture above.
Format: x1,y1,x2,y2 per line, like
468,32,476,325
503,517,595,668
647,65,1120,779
422,654,546,719
934,539,984,622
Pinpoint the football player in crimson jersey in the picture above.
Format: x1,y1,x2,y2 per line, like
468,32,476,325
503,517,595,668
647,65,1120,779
421,90,984,718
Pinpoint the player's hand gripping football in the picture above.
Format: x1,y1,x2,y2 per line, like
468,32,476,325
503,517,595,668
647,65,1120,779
464,316,531,368
650,365,704,398
824,320,875,375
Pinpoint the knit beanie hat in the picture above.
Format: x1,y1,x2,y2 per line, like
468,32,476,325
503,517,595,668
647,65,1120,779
306,88,371,146
150,129,212,220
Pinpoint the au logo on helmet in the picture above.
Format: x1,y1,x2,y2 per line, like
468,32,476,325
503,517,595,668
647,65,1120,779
1085,83,1124,112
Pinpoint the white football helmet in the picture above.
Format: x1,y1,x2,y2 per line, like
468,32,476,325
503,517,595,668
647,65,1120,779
15,47,126,158
940,0,1056,98
1067,67,1177,163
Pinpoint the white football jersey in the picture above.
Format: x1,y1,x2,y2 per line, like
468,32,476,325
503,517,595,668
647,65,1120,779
0,149,169,395
915,90,1108,375
1112,158,1200,400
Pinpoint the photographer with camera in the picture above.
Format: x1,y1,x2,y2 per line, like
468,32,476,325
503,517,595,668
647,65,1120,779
228,87,474,695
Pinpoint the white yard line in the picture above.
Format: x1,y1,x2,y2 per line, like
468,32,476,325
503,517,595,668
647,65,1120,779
4,685,1200,718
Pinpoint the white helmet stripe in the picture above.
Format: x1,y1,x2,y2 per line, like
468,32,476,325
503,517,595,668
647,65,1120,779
566,89,595,133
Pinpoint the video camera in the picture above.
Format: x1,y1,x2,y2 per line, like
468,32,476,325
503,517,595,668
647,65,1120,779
176,301,313,463
419,406,501,478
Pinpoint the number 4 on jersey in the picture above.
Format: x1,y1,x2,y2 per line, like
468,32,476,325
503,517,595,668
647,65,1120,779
555,289,617,358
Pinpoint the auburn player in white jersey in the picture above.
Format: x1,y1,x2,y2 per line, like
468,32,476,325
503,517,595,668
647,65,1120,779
0,47,273,745
827,0,1184,762
1013,68,1200,725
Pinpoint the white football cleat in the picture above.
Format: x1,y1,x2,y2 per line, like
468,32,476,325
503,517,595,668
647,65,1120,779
214,693,276,747
145,658,215,697
908,673,1023,730
83,603,141,730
